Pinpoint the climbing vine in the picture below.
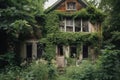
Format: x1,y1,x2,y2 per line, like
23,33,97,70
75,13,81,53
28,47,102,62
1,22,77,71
46,6,105,24
47,32,99,45
40,6,104,60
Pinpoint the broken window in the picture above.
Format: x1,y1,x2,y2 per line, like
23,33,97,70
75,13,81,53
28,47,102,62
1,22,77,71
67,2,76,10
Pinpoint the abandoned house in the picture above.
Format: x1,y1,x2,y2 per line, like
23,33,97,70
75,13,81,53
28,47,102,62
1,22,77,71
17,0,103,67
44,0,102,67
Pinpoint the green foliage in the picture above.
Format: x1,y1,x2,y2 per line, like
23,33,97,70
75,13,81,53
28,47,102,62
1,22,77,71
0,52,16,67
0,60,58,80
47,32,99,45
101,0,120,49
96,49,120,80
0,0,45,55
62,60,96,80
66,58,76,66
23,62,49,80
44,11,59,35
40,38,56,61
10,20,33,40
54,6,105,23
0,66,21,80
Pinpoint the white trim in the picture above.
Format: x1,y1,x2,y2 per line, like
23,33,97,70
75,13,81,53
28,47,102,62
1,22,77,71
73,19,75,32
65,18,66,32
81,18,83,32
88,21,90,32
66,2,77,11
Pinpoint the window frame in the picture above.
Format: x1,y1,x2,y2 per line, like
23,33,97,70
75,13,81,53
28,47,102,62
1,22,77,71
66,2,76,10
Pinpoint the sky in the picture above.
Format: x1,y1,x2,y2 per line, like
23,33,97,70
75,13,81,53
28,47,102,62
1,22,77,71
44,0,58,9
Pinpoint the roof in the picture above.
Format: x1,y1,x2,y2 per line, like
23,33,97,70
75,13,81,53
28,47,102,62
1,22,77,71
45,0,88,13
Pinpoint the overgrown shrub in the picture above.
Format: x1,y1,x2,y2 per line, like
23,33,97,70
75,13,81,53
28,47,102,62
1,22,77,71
95,49,120,80
0,66,21,80
0,59,58,80
0,52,16,68
64,60,96,80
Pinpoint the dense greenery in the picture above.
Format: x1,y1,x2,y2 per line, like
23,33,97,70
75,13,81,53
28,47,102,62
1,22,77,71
40,6,104,61
56,6,105,24
1,48,119,80
0,0,46,54
0,60,58,80
0,0,46,66
46,32,99,45
0,0,120,80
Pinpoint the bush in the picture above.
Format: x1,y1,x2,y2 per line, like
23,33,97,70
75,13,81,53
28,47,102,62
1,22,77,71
0,59,58,80
95,49,120,80
65,60,96,80
0,66,21,80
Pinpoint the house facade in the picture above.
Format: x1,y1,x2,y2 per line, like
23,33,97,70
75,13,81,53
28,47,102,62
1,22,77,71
19,0,103,65
46,0,102,66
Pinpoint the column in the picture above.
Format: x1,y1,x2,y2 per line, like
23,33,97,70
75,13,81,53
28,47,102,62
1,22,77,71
81,18,83,32
32,42,37,59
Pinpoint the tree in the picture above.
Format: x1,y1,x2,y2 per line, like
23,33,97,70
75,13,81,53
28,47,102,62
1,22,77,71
0,0,46,51
0,0,46,66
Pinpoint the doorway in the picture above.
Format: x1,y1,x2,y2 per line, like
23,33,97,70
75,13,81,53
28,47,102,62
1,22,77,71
57,45,63,56
83,45,88,58
70,45,77,58
26,43,32,59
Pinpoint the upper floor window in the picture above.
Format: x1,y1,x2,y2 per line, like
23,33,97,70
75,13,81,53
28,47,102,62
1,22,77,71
67,2,76,10
83,21,89,32
59,18,89,32
66,18,74,32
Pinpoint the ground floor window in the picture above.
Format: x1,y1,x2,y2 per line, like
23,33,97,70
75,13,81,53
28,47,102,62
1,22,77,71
83,45,88,58
37,44,43,58
57,45,63,56
26,43,32,59
25,41,43,59
70,45,77,58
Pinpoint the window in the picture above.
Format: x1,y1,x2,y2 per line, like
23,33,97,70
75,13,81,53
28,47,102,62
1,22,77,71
37,43,43,58
59,18,89,32
83,45,88,58
67,2,76,10
70,45,77,58
83,21,89,32
75,19,81,32
75,19,89,32
26,41,41,60
60,20,65,32
66,18,74,32
57,45,63,56
26,43,32,59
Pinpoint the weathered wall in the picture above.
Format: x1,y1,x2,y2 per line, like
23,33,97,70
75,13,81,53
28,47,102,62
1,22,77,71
56,0,83,12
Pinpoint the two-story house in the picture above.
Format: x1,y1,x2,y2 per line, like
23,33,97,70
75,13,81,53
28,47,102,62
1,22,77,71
19,0,103,66
45,0,102,66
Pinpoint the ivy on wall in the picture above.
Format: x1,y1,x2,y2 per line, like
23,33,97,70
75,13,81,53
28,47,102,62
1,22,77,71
47,32,99,45
39,6,104,60
55,6,105,24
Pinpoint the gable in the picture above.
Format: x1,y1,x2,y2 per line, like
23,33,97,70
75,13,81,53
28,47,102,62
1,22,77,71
46,0,88,12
